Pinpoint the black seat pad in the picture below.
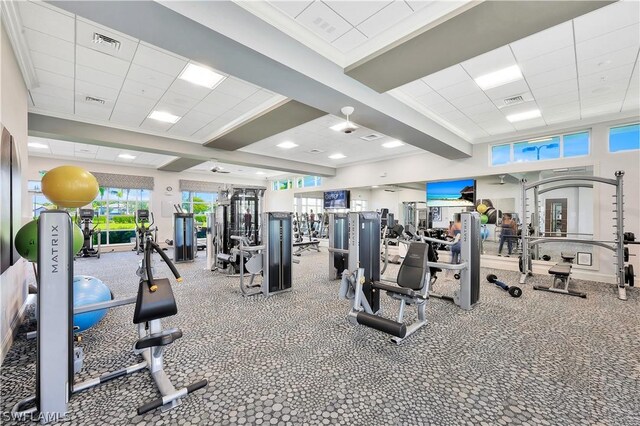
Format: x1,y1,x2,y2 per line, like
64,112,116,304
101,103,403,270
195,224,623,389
135,328,183,350
371,282,416,297
133,278,178,324
560,252,576,262
293,241,319,247
549,264,571,276
397,242,429,290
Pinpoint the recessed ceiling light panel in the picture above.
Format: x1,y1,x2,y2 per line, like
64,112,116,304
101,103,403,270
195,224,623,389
328,153,346,159
474,65,523,90
179,63,226,89
382,140,404,148
148,110,181,123
28,142,48,149
506,109,541,123
277,141,298,149
118,154,136,160
256,171,266,175
330,122,359,132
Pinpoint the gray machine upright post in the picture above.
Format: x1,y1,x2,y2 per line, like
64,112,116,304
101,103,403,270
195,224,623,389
615,171,625,299
458,212,481,310
37,210,73,422
328,213,349,279
262,212,293,296
347,212,380,283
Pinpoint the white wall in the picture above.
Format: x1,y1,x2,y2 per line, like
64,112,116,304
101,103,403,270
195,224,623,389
1,22,29,362
27,156,265,243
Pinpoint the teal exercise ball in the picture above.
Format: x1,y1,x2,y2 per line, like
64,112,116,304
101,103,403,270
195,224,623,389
73,275,112,333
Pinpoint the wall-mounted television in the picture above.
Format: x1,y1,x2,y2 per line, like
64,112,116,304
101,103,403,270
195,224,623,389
426,179,476,207
324,190,350,209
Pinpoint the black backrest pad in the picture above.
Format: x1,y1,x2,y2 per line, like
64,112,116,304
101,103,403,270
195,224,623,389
133,278,178,324
397,242,429,290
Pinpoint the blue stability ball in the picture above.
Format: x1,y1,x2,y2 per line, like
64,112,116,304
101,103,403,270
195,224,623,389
73,275,112,333
481,226,490,241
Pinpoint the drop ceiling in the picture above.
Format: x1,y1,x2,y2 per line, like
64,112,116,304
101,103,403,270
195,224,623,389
20,1,283,143
389,1,640,142
241,0,472,65
239,114,421,167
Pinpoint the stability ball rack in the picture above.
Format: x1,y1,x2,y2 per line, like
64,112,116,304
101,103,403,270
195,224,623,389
519,171,630,300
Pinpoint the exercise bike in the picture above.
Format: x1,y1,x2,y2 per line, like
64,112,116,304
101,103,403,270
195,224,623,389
76,208,101,258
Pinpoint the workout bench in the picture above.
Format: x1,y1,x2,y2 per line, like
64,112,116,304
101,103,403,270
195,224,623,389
534,252,586,298
293,240,320,256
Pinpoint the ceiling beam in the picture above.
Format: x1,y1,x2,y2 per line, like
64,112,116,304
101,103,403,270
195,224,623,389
207,100,327,150
49,0,472,159
345,1,614,93
158,158,206,172
28,113,336,176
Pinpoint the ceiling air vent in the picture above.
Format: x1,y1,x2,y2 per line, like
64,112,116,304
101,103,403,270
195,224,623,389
503,95,524,106
85,96,105,105
309,149,324,154
93,33,121,51
360,133,383,142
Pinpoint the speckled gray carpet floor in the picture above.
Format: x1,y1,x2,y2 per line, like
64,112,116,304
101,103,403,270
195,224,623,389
1,249,639,425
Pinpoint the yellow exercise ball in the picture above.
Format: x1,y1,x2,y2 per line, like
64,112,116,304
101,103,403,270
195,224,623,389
476,203,488,214
41,166,99,208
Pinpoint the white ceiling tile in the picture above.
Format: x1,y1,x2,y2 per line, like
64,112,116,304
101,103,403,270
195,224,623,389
477,121,516,136
116,91,158,110
579,63,635,88
471,109,507,123
194,91,243,114
75,101,113,121
483,80,531,102
160,90,202,111
324,1,391,26
545,110,581,125
332,28,368,53
35,69,74,91
296,1,352,42
530,79,579,99
18,1,74,42
110,104,148,127
191,119,227,139
519,46,575,77
247,89,280,105
462,46,517,79
536,92,579,108
269,1,314,18
357,1,413,38
76,64,125,90
167,110,217,136
426,101,457,115
395,79,433,97
152,101,191,117
231,98,262,115
76,80,120,102
448,91,491,109
30,92,74,114
74,143,98,154
31,84,74,101
577,46,639,77
415,90,447,106
525,64,577,89
622,92,639,111
540,100,580,114
581,89,628,106
437,80,482,100
458,102,500,115
24,28,74,63
215,77,260,99
31,51,74,77
581,101,623,118
576,24,640,62
405,1,436,11
76,18,139,62
95,147,120,161
499,100,540,115
168,78,212,101
421,65,471,90
121,79,166,101
574,1,640,43
133,43,188,77
510,22,574,63
76,46,131,77
127,64,175,90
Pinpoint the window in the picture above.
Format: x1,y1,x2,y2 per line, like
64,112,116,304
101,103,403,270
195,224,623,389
29,182,150,245
563,132,590,157
491,131,590,166
351,200,367,212
181,191,218,224
295,197,323,215
514,137,561,162
491,144,511,166
273,176,322,191
609,123,640,153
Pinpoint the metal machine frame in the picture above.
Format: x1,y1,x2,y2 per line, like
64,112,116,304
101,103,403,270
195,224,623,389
327,212,349,279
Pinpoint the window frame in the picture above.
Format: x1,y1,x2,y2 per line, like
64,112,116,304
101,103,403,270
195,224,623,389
608,123,640,154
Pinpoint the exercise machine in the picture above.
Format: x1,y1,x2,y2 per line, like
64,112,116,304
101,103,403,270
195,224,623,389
328,212,349,279
173,205,195,263
420,212,481,310
520,171,635,300
339,241,434,344
292,212,320,256
11,210,206,423
134,209,157,255
235,212,294,296
76,208,100,258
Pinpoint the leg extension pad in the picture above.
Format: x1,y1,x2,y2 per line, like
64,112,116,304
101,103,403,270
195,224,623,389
356,312,406,338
